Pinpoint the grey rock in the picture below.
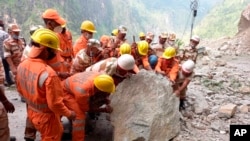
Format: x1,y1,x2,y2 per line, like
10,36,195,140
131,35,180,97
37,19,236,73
240,100,250,106
192,92,209,115
111,70,181,141
218,104,237,118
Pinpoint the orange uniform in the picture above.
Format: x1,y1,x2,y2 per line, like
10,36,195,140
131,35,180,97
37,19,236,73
103,37,125,58
16,58,72,141
73,35,88,56
57,30,73,72
155,57,180,82
47,52,69,73
62,71,100,141
57,30,73,58
131,47,150,73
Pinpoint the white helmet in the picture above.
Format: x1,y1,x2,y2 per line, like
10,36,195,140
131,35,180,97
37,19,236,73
190,35,200,43
182,60,195,73
87,38,102,50
117,54,135,70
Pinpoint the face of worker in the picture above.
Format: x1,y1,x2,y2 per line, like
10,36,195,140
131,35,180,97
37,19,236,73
89,46,101,57
11,31,20,40
181,69,192,77
146,38,152,44
168,40,175,46
140,36,146,41
46,47,57,60
94,86,110,96
118,32,126,40
163,57,174,63
83,31,93,40
116,65,128,76
189,40,199,48
159,37,167,44
47,20,62,33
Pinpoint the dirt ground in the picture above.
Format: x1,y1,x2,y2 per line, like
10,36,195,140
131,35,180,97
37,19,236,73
5,54,250,141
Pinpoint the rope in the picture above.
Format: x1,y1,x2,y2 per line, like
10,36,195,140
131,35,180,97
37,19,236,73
181,10,192,40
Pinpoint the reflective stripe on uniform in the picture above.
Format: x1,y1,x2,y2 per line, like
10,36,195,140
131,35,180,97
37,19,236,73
65,78,86,94
65,79,73,94
38,71,49,88
73,126,85,131
73,119,85,124
26,99,49,113
74,87,86,94
49,62,61,68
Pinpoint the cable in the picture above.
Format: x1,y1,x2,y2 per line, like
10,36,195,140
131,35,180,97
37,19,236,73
190,0,199,38
181,10,192,40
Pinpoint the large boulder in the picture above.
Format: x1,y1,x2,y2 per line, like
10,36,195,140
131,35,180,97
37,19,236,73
238,4,250,34
111,70,181,141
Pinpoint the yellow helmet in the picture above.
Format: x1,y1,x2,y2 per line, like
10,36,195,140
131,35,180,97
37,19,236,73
31,28,60,51
120,43,131,55
80,20,96,33
111,29,118,36
139,32,145,37
94,74,115,93
137,41,149,56
162,47,176,59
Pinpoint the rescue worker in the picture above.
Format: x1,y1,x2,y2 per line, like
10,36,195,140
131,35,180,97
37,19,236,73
42,8,71,79
100,35,110,59
100,35,110,49
86,54,135,85
71,38,103,74
3,23,25,77
179,35,200,63
21,25,43,61
57,25,73,72
145,32,155,56
111,29,118,36
174,60,195,110
148,55,158,69
155,47,179,83
16,28,76,141
0,20,14,87
73,20,96,56
22,9,72,141
131,40,152,73
118,43,131,56
0,59,16,141
151,32,168,57
145,32,154,45
167,32,176,47
139,32,145,41
62,72,115,141
104,25,127,58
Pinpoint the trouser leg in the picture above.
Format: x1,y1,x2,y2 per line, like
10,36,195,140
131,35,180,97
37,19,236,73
0,102,10,141
2,58,13,85
64,94,85,141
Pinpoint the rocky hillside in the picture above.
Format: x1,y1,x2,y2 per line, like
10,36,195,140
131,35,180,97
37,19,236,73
194,0,250,39
0,0,219,41
199,4,250,56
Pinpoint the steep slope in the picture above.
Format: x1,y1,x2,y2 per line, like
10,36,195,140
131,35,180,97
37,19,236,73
0,0,220,41
194,0,250,39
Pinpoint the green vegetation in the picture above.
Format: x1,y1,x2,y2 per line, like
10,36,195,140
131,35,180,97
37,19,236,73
0,0,246,42
194,0,250,39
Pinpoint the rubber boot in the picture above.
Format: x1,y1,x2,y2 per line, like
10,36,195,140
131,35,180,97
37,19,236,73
10,136,16,141
179,99,185,111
